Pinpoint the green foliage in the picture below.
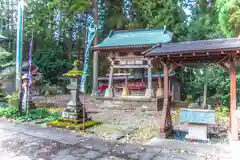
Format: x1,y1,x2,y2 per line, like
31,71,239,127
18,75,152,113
185,0,222,40
216,107,229,122
33,47,72,84
0,107,60,123
216,0,240,37
15,108,60,123
0,47,14,68
133,0,187,41
0,107,18,118
40,83,58,96
5,92,19,108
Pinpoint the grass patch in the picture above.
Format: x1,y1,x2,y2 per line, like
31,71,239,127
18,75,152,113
0,107,61,123
47,118,102,130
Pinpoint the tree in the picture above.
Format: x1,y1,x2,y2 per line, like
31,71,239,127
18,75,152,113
132,0,187,41
185,0,222,40
216,0,240,37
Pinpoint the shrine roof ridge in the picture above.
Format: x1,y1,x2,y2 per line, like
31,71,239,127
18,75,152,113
92,28,173,51
145,37,240,57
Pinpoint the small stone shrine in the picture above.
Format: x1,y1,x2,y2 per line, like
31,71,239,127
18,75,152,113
62,60,88,120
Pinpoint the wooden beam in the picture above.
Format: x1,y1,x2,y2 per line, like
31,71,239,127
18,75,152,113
168,60,182,74
219,62,230,74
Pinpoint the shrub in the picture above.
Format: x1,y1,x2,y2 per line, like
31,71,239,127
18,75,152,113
33,48,72,84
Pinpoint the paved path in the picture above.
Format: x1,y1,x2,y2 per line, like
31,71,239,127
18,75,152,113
0,119,233,160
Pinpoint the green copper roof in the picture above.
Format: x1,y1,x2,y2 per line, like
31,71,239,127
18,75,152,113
93,28,173,50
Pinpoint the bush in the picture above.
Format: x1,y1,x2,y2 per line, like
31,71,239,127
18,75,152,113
40,83,58,96
33,48,72,84
0,107,61,122
5,92,19,108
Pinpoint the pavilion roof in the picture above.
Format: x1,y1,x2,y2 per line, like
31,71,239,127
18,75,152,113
92,28,173,51
145,37,240,63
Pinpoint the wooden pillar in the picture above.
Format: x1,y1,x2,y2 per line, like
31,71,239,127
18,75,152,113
219,58,238,141
229,58,238,141
159,63,172,137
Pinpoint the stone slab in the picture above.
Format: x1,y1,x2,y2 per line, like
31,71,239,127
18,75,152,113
87,124,137,140
187,124,208,140
144,137,231,159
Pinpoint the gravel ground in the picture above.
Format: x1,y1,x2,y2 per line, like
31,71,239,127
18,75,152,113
90,108,159,144
32,95,231,145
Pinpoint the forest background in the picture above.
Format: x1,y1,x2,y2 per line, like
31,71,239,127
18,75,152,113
0,0,240,107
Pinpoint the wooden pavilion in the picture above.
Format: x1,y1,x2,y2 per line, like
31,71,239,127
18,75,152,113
145,37,240,141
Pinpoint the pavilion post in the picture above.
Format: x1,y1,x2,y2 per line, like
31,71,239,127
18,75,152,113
145,59,155,97
229,58,238,141
219,58,238,141
159,63,172,137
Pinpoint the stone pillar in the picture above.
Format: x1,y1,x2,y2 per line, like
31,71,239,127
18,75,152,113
156,74,164,97
105,63,114,97
145,60,155,97
172,82,175,101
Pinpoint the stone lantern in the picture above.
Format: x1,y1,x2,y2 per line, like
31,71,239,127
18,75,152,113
62,60,88,120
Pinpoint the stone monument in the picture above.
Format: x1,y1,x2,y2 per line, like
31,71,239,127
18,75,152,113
62,60,88,120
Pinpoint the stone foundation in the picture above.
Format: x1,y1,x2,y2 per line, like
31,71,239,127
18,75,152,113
97,96,175,111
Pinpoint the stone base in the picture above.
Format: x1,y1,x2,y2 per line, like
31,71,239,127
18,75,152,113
186,124,208,141
104,88,114,97
159,127,173,139
121,87,129,96
145,89,155,98
185,134,210,143
62,107,88,120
